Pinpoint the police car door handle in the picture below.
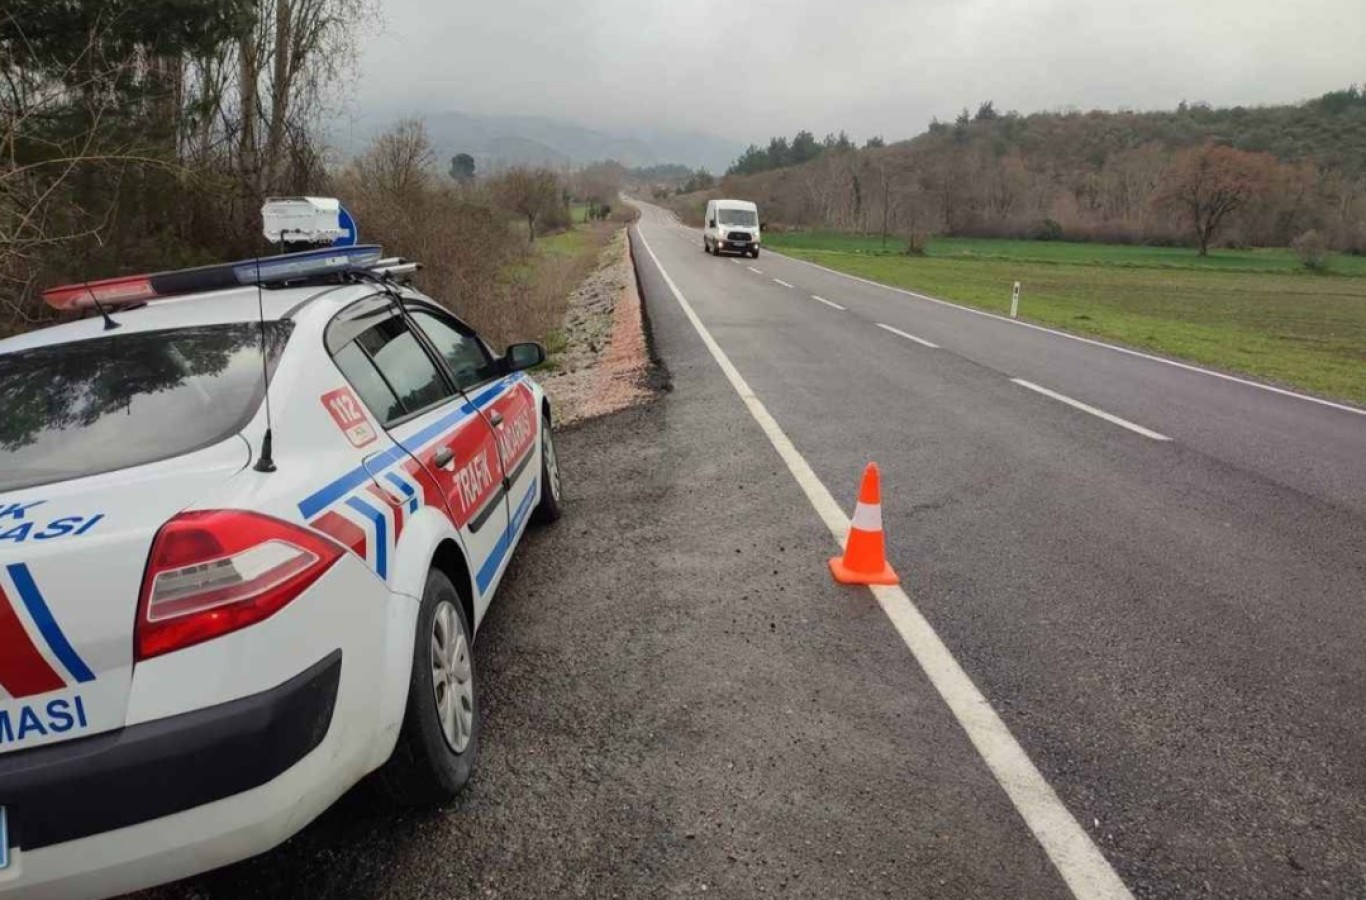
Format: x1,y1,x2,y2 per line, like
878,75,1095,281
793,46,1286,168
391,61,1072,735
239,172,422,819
487,411,504,427
433,446,454,468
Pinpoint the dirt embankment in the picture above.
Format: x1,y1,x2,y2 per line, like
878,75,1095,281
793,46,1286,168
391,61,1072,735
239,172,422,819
538,228,661,426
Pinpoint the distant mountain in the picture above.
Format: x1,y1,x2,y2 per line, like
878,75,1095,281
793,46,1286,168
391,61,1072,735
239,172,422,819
337,110,742,173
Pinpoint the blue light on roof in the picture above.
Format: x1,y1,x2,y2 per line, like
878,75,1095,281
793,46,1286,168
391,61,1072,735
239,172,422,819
231,245,382,285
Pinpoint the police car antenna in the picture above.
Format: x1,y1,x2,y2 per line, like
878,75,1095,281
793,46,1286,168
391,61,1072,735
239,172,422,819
78,243,121,330
83,285,122,331
250,236,286,474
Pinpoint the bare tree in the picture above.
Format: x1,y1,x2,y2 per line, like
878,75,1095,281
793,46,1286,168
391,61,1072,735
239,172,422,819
353,119,433,199
1158,143,1275,255
490,167,561,242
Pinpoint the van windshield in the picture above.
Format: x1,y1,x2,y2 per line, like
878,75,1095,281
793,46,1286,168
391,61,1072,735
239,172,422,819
718,209,758,227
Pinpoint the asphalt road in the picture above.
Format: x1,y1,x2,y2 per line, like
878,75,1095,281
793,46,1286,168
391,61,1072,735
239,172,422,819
630,202,1366,898
141,205,1365,900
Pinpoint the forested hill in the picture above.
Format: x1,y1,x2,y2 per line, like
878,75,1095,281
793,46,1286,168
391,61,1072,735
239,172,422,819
701,89,1366,252
919,90,1366,180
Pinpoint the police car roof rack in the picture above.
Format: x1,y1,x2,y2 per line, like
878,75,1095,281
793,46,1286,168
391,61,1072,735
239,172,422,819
366,258,422,280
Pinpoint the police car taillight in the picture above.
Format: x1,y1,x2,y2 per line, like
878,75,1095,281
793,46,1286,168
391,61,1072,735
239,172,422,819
135,510,343,660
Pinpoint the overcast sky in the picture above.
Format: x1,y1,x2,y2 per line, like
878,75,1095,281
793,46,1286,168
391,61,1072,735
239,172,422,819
351,0,1366,147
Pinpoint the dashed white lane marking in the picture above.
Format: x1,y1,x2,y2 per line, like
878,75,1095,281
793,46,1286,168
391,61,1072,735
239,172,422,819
1012,379,1171,441
747,266,764,274
773,278,794,288
775,252,1365,417
876,323,939,348
811,295,846,310
634,227,1134,900
730,258,743,265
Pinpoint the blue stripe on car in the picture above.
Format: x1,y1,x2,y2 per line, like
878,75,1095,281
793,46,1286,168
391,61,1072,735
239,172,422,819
475,478,538,594
385,473,418,512
6,563,95,684
345,497,388,579
297,378,516,521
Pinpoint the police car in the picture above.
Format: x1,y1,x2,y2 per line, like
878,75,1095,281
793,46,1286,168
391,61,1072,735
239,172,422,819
0,200,563,898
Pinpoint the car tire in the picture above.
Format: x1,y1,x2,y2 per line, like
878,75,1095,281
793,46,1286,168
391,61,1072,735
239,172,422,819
531,412,563,525
377,570,479,807
703,239,711,254
751,247,760,258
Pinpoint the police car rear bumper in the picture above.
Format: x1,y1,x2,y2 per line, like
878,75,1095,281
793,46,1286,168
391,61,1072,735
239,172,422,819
0,650,340,852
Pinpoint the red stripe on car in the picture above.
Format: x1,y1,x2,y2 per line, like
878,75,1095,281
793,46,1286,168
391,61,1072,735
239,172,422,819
0,584,67,698
311,511,367,561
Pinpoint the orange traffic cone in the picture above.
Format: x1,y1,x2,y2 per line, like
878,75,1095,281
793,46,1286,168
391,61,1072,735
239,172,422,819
829,462,899,585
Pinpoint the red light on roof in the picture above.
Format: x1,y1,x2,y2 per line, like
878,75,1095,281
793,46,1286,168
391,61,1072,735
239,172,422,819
42,275,156,311
40,245,385,314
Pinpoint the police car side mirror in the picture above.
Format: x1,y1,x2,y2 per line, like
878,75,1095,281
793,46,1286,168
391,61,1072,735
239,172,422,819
505,342,545,372
708,218,716,228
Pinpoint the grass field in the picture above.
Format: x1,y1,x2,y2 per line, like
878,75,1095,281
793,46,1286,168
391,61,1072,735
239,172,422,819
764,233,1366,405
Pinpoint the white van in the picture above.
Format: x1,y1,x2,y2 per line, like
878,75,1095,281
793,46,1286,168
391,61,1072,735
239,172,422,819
704,199,761,258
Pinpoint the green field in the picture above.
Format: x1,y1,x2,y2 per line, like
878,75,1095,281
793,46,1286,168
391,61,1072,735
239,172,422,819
763,233,1366,405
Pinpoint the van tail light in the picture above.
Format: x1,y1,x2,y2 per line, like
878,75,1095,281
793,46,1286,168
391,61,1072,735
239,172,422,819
136,510,343,660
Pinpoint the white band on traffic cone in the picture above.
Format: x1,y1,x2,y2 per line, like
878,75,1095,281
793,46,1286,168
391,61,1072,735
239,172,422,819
850,501,882,532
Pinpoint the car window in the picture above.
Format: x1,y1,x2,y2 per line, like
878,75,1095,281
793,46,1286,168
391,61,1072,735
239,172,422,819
333,342,404,424
410,308,499,390
353,317,452,418
0,322,291,491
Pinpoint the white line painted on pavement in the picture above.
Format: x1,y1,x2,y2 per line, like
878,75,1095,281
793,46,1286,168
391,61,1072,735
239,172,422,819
775,252,1366,417
1012,379,1171,441
730,259,743,265
747,266,764,274
811,295,846,310
634,227,1134,900
876,323,939,348
773,278,794,288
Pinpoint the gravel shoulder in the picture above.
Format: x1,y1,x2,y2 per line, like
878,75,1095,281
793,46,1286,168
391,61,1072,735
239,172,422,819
538,227,662,427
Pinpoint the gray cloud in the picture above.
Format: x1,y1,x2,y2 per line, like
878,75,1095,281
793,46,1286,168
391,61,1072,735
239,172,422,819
352,0,1366,156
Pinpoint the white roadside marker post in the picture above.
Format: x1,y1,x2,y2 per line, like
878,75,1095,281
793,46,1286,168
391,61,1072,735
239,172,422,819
1011,281,1021,319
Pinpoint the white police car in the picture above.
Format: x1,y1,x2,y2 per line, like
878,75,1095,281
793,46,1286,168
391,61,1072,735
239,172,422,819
0,218,563,897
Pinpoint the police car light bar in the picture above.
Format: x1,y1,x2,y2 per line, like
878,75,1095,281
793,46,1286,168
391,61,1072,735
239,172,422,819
42,245,384,311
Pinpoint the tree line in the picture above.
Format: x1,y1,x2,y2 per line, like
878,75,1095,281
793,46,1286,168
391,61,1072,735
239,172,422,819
690,90,1366,255
0,1,621,339
0,0,367,333
727,130,884,177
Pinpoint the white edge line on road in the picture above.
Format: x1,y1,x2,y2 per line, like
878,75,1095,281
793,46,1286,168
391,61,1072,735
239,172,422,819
1012,378,1171,441
747,266,764,274
811,295,846,310
876,323,939,348
775,251,1366,417
773,278,794,288
633,227,1134,900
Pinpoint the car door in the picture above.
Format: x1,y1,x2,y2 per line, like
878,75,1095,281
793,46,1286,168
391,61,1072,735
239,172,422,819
327,299,508,607
405,304,541,583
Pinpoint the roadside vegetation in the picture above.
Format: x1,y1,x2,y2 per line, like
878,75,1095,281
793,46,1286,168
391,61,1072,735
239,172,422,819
766,232,1366,404
0,3,631,350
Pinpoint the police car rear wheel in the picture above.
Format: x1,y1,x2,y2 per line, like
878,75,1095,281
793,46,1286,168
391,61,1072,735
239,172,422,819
532,413,563,524
378,570,479,806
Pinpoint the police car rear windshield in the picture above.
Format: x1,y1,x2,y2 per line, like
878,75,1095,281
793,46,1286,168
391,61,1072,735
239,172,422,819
0,322,291,492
